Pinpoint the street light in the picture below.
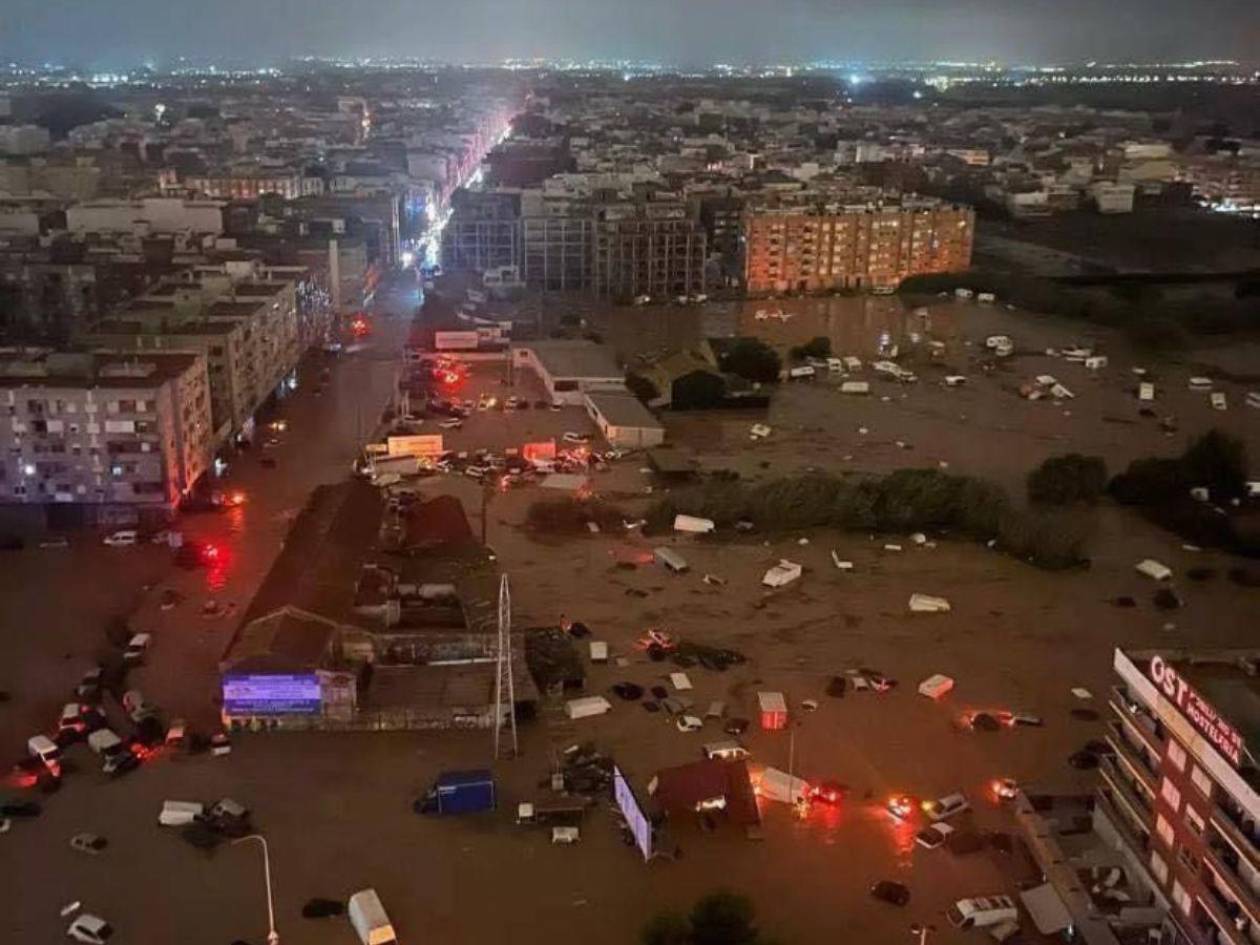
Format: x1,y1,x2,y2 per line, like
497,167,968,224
233,834,279,945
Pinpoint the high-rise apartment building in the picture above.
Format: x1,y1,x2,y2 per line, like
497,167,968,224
0,351,213,523
1103,648,1260,945
742,200,975,294
590,203,707,301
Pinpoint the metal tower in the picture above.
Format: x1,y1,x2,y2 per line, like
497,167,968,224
493,573,518,759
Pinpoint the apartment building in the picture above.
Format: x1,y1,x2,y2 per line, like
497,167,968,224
0,350,213,524
743,200,974,294
442,189,521,273
590,203,708,300
81,279,300,443
184,168,306,201
1104,648,1260,945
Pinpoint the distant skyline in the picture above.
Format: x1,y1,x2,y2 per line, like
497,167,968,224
3,0,1259,70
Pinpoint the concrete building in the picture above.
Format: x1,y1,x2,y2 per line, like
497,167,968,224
743,200,975,294
66,198,225,236
590,203,707,300
1103,648,1260,945
583,392,665,449
1090,182,1137,214
512,341,626,406
0,350,213,525
0,125,51,155
185,168,305,200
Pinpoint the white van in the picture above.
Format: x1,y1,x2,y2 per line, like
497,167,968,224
947,895,1018,930
349,889,397,945
27,734,61,767
158,800,204,827
102,530,138,547
702,740,750,761
654,547,690,573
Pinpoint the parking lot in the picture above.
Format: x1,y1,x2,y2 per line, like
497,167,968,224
3,294,1259,945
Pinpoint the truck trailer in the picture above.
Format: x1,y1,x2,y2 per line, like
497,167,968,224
415,769,497,815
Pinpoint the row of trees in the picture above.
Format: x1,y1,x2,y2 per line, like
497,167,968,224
643,891,775,945
645,467,1094,570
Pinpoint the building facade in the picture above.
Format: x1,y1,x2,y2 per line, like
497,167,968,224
743,201,975,294
0,351,213,523
1104,648,1260,945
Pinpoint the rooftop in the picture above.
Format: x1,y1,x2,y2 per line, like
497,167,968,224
521,340,622,380
585,392,663,431
0,350,202,389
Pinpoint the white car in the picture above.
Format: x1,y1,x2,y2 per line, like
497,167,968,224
102,530,137,547
67,914,114,944
915,822,956,849
675,715,704,733
562,432,591,444
123,633,151,664
922,792,970,821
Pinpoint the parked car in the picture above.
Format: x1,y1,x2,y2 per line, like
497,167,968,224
915,822,956,849
75,668,104,701
58,703,102,736
67,913,114,944
562,431,591,444
675,715,704,733
887,794,916,819
810,780,846,805
122,633,151,664
921,792,970,821
102,530,138,547
70,833,108,854
206,797,251,837
870,881,911,907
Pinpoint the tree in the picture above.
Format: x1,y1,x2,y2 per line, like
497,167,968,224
641,912,691,945
721,338,781,384
625,373,660,404
1181,429,1248,497
672,370,727,409
789,336,831,362
1027,454,1108,505
689,891,760,945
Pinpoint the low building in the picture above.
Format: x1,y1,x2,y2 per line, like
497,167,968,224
512,340,625,406
583,392,665,449
0,350,213,526
1089,182,1136,214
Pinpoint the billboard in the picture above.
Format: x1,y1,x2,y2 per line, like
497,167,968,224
387,434,444,458
223,674,322,716
613,764,653,862
1147,654,1244,767
434,330,480,351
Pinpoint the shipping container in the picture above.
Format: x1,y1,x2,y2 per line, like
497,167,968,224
418,769,497,815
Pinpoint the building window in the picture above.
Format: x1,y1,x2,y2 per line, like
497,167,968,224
1149,850,1169,885
1190,765,1213,799
1167,741,1187,772
1170,880,1191,917
1176,844,1199,874
1160,778,1182,813
1185,804,1206,836
1156,814,1175,848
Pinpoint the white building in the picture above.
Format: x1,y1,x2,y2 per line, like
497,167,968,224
66,198,225,235
0,125,51,155
512,341,626,406
1089,182,1136,214
584,392,665,449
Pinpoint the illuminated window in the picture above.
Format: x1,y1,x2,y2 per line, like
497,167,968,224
1170,880,1191,917
1190,765,1213,799
1160,778,1182,813
1184,805,1205,836
1156,814,1175,847
1167,741,1187,772
1149,850,1169,885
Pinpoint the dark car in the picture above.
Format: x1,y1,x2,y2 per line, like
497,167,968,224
724,717,750,736
1,799,42,818
870,881,911,906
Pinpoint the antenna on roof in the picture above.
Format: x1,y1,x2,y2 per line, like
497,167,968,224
492,573,518,760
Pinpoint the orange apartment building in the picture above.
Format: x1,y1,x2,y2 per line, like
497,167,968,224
743,201,975,294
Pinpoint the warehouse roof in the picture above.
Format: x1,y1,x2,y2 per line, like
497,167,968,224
585,392,663,430
522,340,621,379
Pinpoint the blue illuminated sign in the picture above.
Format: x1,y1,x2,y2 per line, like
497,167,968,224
223,674,322,715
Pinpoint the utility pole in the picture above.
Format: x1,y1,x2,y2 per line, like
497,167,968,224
492,574,518,759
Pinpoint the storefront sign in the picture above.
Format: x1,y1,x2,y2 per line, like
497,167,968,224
1148,655,1243,767
386,434,444,458
223,674,322,716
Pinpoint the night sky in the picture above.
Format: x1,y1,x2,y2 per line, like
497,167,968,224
3,0,1258,68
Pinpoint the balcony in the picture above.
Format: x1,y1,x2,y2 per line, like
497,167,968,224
1203,836,1260,926
1107,720,1162,790
1101,755,1156,824
1096,788,1152,855
1110,685,1165,754
1212,803,1260,871
1197,888,1250,945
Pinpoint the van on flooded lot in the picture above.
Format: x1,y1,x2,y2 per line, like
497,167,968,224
947,895,1018,929
702,740,750,761
27,734,61,767
922,792,969,821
